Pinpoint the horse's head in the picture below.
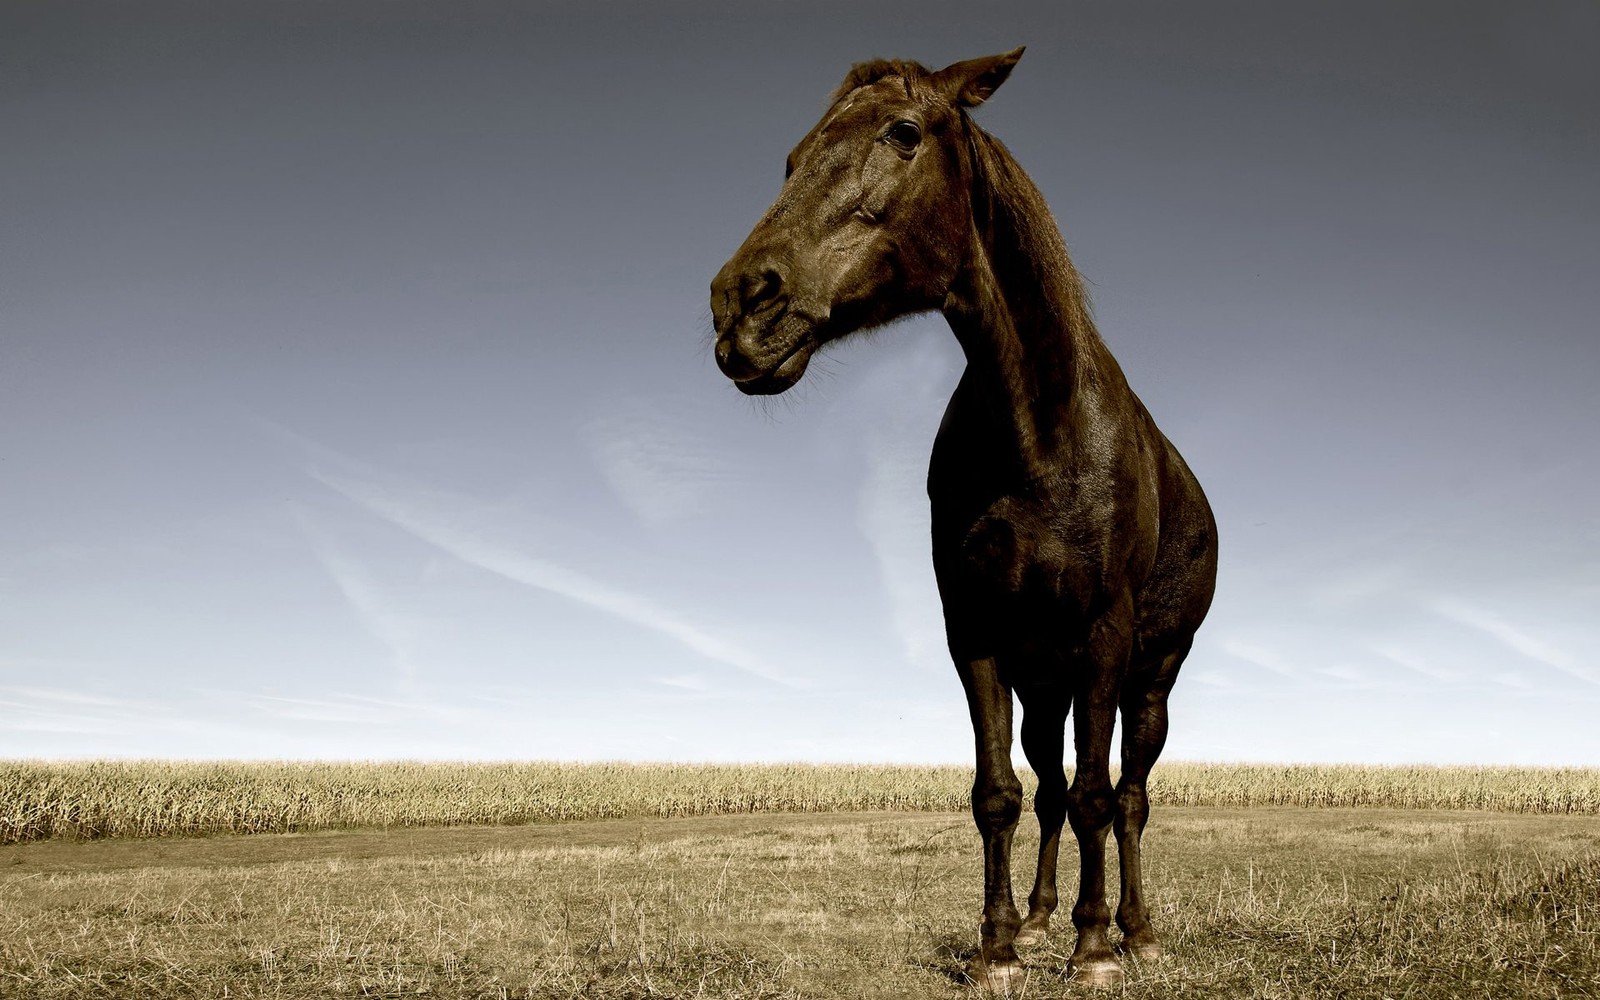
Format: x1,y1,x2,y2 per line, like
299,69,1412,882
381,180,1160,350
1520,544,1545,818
710,48,1024,394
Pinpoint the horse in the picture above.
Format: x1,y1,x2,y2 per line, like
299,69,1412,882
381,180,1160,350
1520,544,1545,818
709,48,1218,990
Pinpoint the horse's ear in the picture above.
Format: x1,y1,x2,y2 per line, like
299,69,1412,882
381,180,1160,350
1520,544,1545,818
932,46,1025,108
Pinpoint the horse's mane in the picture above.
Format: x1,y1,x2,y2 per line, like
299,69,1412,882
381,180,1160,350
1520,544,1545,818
963,120,1100,346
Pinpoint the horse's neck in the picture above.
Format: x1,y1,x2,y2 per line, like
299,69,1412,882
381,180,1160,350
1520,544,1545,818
943,227,1117,482
939,126,1128,481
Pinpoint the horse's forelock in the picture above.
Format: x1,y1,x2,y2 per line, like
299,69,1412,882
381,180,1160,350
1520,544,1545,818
829,58,933,104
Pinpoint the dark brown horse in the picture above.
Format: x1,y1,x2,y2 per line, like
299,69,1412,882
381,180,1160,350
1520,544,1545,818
710,49,1217,991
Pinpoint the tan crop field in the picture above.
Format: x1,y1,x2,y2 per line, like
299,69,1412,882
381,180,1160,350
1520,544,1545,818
4,760,1599,843
2,763,1598,998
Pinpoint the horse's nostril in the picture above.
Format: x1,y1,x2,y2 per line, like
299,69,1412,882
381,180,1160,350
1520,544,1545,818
742,266,785,311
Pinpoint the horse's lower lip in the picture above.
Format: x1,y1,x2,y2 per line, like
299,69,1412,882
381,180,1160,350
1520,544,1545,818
732,336,812,394
773,342,811,378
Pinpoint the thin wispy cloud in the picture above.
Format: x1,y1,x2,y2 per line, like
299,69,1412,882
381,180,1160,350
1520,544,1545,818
1430,597,1596,687
248,692,477,727
1311,663,1380,689
0,685,182,738
288,503,420,680
1370,642,1460,682
0,685,128,709
1307,563,1407,611
250,693,408,726
1189,669,1244,689
857,441,947,673
654,673,712,692
851,339,958,674
1217,637,1299,678
582,404,735,526
283,453,796,688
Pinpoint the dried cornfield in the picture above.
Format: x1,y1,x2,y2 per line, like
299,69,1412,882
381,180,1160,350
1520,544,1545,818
3,760,1597,844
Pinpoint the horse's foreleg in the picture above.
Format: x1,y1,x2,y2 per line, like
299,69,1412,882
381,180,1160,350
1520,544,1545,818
1015,691,1069,949
1115,638,1189,963
1065,601,1133,988
958,656,1025,992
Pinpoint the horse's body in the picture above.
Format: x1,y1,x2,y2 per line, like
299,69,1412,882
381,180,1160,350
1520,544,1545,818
711,49,1217,989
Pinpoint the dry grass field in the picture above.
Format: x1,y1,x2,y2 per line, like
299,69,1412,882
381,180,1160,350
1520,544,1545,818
1,807,1596,999
1,763,1598,998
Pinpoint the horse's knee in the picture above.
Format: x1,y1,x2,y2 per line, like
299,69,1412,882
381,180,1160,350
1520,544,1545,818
972,778,1024,832
1066,779,1116,833
1034,777,1068,825
1115,780,1148,834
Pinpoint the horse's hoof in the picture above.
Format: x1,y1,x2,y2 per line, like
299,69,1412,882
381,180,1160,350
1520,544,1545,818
1013,922,1048,949
1123,939,1164,963
967,959,1027,994
1068,956,1124,988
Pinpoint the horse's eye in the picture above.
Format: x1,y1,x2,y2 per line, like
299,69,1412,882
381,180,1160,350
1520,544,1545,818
886,121,922,150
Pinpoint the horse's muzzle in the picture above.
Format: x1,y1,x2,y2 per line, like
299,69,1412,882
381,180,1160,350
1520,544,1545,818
715,324,814,395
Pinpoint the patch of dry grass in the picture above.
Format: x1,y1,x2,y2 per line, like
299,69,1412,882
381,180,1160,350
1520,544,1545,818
1,808,1596,998
4,761,1599,844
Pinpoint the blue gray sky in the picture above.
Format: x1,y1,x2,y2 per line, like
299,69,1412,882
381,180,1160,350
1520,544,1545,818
3,1,1597,763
